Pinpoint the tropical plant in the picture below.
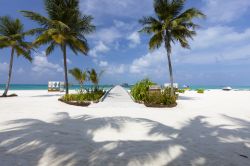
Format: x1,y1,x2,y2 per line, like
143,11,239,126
88,69,104,91
69,67,87,92
196,88,205,94
178,89,186,93
21,0,95,94
144,91,177,107
139,0,205,97
61,91,105,103
131,78,156,102
0,16,32,97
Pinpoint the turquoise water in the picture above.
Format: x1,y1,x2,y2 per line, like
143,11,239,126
0,84,114,91
0,84,250,90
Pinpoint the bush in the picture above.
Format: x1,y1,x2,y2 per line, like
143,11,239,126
196,89,205,94
144,89,177,107
60,90,105,103
178,89,185,93
131,79,156,102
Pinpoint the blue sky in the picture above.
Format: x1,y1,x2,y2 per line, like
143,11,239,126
0,0,250,86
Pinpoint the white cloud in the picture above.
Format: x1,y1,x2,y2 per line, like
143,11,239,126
127,31,141,48
17,68,25,74
129,48,166,75
89,41,110,57
89,20,139,57
174,26,250,64
0,62,8,74
99,60,108,67
96,59,125,74
89,27,122,44
106,64,125,74
191,26,250,49
80,0,152,20
32,52,63,75
203,0,250,23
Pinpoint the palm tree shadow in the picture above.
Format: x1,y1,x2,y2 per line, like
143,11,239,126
0,113,249,166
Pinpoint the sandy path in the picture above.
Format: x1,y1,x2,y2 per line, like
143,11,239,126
0,89,249,166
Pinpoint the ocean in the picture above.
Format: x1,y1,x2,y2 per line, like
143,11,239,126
0,84,114,91
0,84,250,90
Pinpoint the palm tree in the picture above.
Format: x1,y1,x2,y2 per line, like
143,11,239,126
0,16,32,97
139,0,205,97
88,69,104,91
69,68,88,92
21,0,95,94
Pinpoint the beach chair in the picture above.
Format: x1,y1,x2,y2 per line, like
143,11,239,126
48,82,53,91
48,81,64,92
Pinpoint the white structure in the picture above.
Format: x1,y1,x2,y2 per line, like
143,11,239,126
164,83,178,89
48,81,65,92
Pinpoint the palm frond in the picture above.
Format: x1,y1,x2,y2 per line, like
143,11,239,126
20,11,50,27
45,42,56,56
149,32,163,50
175,8,206,22
67,36,89,54
15,46,32,62
24,28,46,36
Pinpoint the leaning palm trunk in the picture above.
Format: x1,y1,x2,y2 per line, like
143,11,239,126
62,45,69,95
167,51,174,97
3,48,14,97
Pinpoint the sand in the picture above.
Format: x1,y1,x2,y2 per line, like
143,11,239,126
0,86,249,166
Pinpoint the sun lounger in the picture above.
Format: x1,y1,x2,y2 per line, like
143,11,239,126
48,81,65,92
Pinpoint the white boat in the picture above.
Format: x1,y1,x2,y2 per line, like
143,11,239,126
222,86,232,91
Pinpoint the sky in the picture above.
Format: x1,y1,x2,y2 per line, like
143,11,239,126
0,0,250,86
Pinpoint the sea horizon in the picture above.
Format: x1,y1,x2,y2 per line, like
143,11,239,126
1,84,250,90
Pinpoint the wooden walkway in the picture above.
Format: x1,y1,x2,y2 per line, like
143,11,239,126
90,86,144,108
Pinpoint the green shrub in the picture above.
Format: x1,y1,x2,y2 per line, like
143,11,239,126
178,89,185,93
60,90,105,103
131,79,156,102
144,89,177,107
61,94,78,102
196,89,205,94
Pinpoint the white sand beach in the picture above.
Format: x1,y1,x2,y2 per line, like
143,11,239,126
0,86,249,166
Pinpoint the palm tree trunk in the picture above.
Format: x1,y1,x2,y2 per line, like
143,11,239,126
2,48,15,97
167,51,174,97
63,45,69,94
80,82,83,93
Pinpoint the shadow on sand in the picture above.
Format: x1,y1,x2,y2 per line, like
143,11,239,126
178,95,197,101
0,113,249,166
31,94,63,98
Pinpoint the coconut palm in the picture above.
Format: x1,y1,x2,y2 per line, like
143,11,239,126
139,0,205,97
0,16,32,97
88,69,104,91
21,0,95,94
69,68,88,92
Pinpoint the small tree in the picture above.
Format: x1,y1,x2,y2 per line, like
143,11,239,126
88,69,104,91
69,68,87,93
